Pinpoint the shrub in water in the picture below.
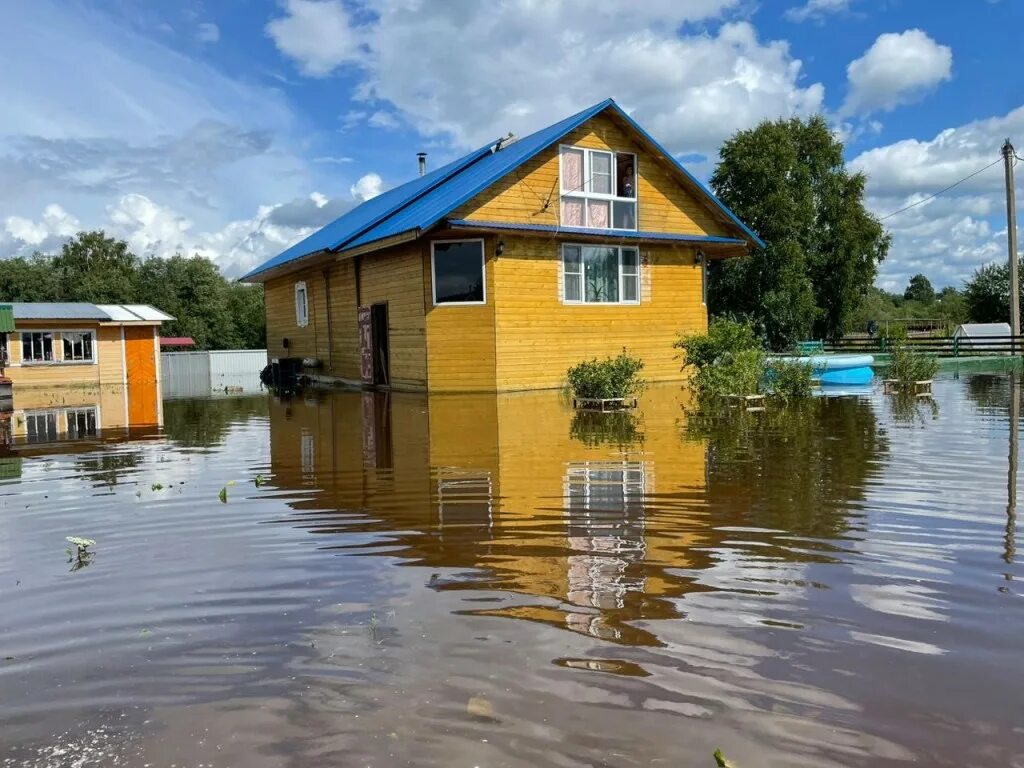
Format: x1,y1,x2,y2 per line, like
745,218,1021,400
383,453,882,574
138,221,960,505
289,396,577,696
887,343,939,385
678,319,766,401
766,358,815,402
566,351,645,401
676,318,760,370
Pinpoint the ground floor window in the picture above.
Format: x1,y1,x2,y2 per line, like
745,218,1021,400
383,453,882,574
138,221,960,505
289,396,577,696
562,245,639,304
431,240,486,305
66,408,98,438
22,332,54,363
25,411,58,443
62,331,94,362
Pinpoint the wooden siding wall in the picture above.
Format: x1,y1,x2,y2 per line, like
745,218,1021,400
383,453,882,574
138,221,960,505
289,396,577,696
424,236,497,392
493,237,704,391
264,243,428,388
3,322,138,389
453,113,730,238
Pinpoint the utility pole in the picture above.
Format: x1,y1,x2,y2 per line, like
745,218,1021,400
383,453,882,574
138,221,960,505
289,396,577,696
1004,139,1020,346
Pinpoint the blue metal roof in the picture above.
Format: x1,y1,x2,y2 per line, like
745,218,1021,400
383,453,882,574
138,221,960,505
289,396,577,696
242,98,762,280
446,219,748,245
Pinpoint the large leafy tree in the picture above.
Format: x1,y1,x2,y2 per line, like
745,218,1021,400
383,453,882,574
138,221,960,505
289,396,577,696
964,262,1021,324
709,116,890,348
903,273,935,304
51,230,141,302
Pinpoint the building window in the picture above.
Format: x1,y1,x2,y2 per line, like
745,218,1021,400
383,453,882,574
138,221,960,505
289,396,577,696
701,257,708,306
562,245,640,305
295,281,309,328
431,240,486,305
25,411,58,443
22,332,54,363
559,146,637,231
65,408,98,438
62,331,94,362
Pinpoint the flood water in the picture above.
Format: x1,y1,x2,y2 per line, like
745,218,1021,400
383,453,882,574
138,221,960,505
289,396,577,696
2,371,1024,767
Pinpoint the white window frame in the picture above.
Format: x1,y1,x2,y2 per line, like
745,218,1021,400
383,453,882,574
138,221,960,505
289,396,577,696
561,244,641,306
559,145,638,231
21,331,55,364
64,406,99,438
295,281,309,328
61,331,95,363
701,258,708,306
430,238,487,307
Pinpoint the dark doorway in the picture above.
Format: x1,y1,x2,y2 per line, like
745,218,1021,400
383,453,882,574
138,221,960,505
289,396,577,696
370,303,390,387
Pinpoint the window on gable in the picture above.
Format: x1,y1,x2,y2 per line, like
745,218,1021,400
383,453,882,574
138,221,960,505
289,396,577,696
295,281,309,327
562,245,640,305
431,240,486,305
560,146,636,231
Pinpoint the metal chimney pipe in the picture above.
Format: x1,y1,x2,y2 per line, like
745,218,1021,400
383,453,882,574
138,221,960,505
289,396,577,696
417,152,427,177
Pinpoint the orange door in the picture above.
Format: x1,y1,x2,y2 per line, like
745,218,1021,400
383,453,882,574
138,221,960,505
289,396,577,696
123,326,159,426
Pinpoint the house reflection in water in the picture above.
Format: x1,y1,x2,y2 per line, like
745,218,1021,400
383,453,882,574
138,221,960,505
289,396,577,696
267,386,708,644
1,381,162,450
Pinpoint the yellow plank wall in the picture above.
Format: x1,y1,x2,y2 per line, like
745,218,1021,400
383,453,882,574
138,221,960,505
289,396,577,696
453,112,730,237
424,236,497,392
6,322,105,388
493,237,703,391
264,244,428,387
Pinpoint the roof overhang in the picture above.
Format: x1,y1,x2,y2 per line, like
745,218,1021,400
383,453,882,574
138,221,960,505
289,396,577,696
444,219,750,258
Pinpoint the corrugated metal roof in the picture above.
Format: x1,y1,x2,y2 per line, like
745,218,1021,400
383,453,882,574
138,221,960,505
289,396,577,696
9,303,173,322
242,98,763,281
446,219,748,245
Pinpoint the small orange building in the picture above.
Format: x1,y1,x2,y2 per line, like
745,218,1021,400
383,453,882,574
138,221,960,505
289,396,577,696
243,98,762,392
0,303,171,428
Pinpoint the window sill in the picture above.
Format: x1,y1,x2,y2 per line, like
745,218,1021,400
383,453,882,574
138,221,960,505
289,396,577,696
433,301,487,307
18,361,96,367
562,301,641,307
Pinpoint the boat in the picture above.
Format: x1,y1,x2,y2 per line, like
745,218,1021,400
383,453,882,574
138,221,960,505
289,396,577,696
774,354,875,386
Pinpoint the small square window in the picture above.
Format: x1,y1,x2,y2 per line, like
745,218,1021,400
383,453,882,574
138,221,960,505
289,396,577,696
432,240,486,305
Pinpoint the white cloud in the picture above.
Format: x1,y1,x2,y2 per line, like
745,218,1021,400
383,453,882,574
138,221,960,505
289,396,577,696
368,110,399,129
197,22,220,43
265,0,363,77
785,0,853,23
842,30,952,116
5,204,80,246
350,173,383,201
851,105,1023,291
269,1,824,156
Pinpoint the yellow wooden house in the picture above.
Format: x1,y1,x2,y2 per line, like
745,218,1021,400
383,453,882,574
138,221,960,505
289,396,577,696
243,99,762,392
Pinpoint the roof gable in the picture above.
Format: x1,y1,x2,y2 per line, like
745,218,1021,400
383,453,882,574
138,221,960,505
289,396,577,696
243,98,762,281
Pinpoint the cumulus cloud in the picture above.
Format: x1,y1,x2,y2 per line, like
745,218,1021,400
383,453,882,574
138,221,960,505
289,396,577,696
0,192,360,276
268,1,825,156
841,30,953,116
350,173,384,201
851,106,1022,291
265,0,364,77
785,0,854,23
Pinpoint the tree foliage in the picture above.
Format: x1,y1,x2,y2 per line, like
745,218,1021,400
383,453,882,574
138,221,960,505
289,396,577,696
709,115,890,348
0,231,264,350
903,273,935,304
964,261,1021,324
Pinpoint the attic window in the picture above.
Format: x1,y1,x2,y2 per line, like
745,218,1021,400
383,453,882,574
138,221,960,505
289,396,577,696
559,146,636,231
295,281,309,328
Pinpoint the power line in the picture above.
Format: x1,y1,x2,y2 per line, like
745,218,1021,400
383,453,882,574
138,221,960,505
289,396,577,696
878,156,1004,221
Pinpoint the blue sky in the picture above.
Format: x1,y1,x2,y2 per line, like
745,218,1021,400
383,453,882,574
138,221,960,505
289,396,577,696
0,0,1020,291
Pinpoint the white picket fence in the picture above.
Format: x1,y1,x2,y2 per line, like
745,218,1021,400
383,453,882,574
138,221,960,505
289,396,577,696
161,349,267,399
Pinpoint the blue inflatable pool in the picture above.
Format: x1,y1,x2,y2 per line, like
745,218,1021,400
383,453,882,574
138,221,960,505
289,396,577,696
775,354,875,386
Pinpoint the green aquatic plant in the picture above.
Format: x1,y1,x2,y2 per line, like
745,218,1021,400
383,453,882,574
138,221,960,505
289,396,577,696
254,474,267,487
65,536,96,572
218,486,228,504
566,351,645,401
151,483,164,491
713,749,735,767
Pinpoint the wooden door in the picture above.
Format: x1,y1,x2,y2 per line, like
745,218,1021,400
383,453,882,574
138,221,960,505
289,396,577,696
123,326,159,426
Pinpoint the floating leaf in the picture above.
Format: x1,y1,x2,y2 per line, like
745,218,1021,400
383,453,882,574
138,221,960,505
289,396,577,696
226,480,236,487
713,749,735,768
151,483,164,491
65,536,95,552
254,474,266,487
218,486,228,504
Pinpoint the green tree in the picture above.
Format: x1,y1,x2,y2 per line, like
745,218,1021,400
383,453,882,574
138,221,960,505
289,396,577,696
0,255,59,301
709,115,890,348
964,262,1020,324
903,273,935,304
51,230,141,302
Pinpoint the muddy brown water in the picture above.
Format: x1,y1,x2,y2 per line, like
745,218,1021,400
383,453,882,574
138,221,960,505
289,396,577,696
2,374,1024,767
